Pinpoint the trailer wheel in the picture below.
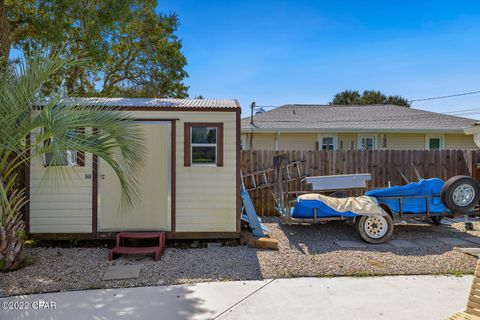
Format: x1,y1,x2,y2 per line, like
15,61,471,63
356,214,393,244
441,176,480,214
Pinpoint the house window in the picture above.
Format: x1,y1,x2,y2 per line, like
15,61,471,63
43,129,85,167
426,135,444,150
358,135,376,150
184,123,224,167
322,137,334,150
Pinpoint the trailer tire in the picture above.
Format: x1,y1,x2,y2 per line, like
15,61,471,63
441,176,480,214
356,214,393,244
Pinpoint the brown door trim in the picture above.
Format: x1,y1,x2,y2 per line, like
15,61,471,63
92,154,98,234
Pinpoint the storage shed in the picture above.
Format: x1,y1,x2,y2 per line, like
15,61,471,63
27,98,241,240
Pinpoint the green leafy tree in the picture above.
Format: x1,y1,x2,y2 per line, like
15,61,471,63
0,50,145,271
330,90,411,107
0,0,188,97
329,90,362,105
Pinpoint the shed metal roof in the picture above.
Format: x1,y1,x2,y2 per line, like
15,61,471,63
39,98,239,109
242,104,477,133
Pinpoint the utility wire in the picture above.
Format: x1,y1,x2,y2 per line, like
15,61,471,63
409,90,480,102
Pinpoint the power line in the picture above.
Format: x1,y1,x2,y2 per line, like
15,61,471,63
409,90,480,102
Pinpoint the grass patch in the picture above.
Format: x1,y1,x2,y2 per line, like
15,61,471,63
434,270,474,277
347,271,386,277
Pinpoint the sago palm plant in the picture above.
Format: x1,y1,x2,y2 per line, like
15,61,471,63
0,51,145,271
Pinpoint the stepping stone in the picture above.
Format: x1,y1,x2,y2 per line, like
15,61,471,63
463,237,480,245
412,239,442,248
365,243,392,249
102,265,141,281
438,237,470,246
455,247,480,258
388,239,418,248
334,240,367,248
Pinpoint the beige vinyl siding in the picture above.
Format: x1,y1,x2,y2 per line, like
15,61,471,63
250,132,275,150
29,150,93,233
338,133,356,150
445,134,478,149
385,133,425,150
130,110,237,233
278,133,316,150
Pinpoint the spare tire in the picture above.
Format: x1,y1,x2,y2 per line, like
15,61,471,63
441,176,480,214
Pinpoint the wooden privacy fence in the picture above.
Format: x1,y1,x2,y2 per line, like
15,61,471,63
241,149,480,216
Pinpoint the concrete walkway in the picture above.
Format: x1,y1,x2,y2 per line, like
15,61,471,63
0,276,472,320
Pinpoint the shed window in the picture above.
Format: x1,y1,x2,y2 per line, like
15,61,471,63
191,127,217,164
43,129,85,167
184,123,224,167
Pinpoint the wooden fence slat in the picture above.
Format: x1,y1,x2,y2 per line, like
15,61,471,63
241,149,479,216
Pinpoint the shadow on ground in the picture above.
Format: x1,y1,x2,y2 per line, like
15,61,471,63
2,285,213,320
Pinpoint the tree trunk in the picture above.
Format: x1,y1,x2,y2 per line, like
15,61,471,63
0,2,12,66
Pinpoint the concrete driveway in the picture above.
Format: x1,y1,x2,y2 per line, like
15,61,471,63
0,275,472,320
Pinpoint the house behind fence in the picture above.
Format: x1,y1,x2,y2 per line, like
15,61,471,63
241,104,478,151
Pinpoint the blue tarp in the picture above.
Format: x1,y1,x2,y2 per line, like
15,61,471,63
291,198,359,219
365,178,448,214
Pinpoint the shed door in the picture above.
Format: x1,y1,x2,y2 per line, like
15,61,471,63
97,121,171,231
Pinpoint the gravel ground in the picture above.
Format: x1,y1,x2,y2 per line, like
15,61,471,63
1,218,479,297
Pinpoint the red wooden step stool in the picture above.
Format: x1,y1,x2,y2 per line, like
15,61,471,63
108,232,165,261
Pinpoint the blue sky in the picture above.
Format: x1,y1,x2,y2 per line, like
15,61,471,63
158,0,480,118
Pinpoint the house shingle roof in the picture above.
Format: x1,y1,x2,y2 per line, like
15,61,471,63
40,98,239,109
242,104,477,132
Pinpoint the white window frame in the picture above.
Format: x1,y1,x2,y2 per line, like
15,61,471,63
425,134,445,150
317,133,338,150
191,127,218,166
357,134,377,150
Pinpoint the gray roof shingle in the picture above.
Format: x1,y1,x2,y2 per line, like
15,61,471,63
242,104,477,132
